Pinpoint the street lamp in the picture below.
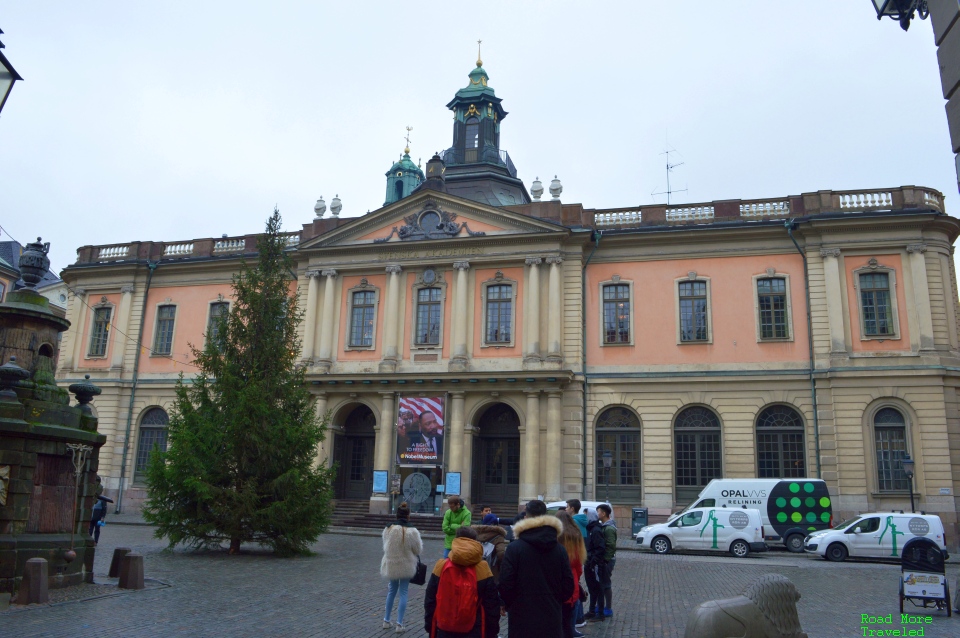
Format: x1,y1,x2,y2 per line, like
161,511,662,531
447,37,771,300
870,0,929,31
901,454,916,513
601,449,613,503
0,29,22,117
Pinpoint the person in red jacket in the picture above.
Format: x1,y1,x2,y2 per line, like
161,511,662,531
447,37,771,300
557,511,587,638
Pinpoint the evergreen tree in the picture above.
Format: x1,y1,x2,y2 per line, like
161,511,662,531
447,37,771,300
144,209,335,555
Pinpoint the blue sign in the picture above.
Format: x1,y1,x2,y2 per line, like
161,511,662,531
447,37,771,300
446,472,461,496
373,470,388,494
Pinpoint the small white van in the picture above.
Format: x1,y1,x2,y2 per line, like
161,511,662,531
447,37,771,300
804,512,948,562
636,506,767,558
672,478,832,552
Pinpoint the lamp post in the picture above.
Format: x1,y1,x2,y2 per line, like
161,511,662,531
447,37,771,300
901,454,916,513
0,28,22,116
602,449,613,503
870,0,929,31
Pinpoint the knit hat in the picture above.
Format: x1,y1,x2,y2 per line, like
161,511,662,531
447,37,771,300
482,513,498,525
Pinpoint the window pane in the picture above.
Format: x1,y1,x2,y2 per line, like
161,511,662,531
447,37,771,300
486,285,512,343
875,408,908,491
860,273,894,336
602,285,630,343
674,407,722,491
207,302,229,344
89,307,112,357
679,282,708,342
349,291,375,347
416,288,441,345
153,305,176,355
135,409,169,478
758,278,788,339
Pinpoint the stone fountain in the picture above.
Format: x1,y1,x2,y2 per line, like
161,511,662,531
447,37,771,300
0,238,105,598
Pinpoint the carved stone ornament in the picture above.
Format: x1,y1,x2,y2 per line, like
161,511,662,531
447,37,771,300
358,278,369,288
416,269,446,286
611,274,621,284
98,296,109,305
546,255,564,265
320,269,338,278
121,285,135,294
819,248,841,258
494,270,504,281
0,465,8,506
453,261,471,271
525,257,543,266
687,271,697,280
906,243,927,254
373,201,486,243
867,258,880,270
386,265,403,274
765,267,776,277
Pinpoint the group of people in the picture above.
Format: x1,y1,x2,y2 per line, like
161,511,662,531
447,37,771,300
380,495,618,637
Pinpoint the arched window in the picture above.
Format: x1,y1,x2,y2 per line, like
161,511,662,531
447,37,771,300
135,408,169,480
674,406,722,504
395,180,404,202
874,407,909,492
595,407,641,502
756,405,805,478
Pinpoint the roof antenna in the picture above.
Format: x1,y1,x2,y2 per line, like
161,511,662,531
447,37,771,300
650,133,687,206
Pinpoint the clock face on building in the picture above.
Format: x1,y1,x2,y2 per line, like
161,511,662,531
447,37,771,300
423,269,437,284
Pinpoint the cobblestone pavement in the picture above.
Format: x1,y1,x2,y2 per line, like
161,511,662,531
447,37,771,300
2,525,959,638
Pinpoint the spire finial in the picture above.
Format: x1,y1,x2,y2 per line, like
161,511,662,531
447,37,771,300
476,39,483,67
404,125,413,155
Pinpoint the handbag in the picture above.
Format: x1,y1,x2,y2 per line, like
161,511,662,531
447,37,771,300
410,556,427,586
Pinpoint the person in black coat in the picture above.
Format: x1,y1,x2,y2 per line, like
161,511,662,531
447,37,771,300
498,500,574,638
583,509,606,620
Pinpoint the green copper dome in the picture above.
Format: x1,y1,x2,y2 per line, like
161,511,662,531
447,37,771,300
384,150,424,206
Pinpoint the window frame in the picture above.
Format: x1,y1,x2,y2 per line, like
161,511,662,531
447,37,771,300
134,407,169,484
752,273,794,342
871,405,911,493
151,303,179,356
755,404,806,478
673,405,723,504
674,275,713,344
86,303,114,358
594,406,642,503
205,300,231,348
411,270,447,350
598,278,634,347
344,280,381,351
480,274,517,348
853,263,901,341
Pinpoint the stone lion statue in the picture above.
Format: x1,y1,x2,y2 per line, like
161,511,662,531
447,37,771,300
684,573,807,638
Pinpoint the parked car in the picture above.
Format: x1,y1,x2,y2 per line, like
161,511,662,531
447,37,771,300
545,500,615,521
673,478,832,552
804,512,948,562
636,506,767,558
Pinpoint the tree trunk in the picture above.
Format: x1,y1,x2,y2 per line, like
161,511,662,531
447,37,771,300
229,536,241,554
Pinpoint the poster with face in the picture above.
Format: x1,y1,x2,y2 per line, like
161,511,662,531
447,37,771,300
396,395,445,465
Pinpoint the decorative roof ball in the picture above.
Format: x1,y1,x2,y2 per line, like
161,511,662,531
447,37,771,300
531,177,544,202
314,196,326,219
549,176,563,201
330,194,342,218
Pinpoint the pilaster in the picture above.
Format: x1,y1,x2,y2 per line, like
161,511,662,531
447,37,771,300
301,271,321,364
820,248,847,354
906,244,935,351
315,269,338,373
521,390,541,501
450,262,471,372
380,265,402,373
523,257,542,367
546,256,563,365
545,391,563,501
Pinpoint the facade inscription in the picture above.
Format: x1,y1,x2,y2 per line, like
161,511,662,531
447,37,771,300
377,246,483,262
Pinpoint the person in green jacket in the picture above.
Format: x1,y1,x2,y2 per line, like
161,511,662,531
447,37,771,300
597,503,617,619
441,495,471,558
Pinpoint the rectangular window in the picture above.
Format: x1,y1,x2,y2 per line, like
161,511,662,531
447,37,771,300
0,282,5,302
485,284,512,343
679,281,708,342
757,278,788,339
153,305,176,355
860,272,894,336
602,284,631,344
415,287,442,345
349,291,376,347
207,302,229,344
875,427,909,491
88,307,112,357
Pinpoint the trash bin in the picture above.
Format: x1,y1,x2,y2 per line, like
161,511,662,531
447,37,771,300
631,507,648,536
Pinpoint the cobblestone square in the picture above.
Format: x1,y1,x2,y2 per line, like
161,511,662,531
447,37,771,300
2,524,959,638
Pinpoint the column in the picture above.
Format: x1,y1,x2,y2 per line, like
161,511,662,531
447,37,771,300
448,391,466,485
545,391,563,501
371,391,396,514
301,272,321,363
109,285,135,369
524,257,542,365
521,390,541,501
315,269,338,372
69,288,88,370
546,256,563,364
461,424,475,507
906,244,935,351
380,265,402,373
313,392,329,467
820,249,846,353
450,262,470,371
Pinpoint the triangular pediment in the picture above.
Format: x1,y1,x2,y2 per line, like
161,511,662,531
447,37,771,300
298,190,564,250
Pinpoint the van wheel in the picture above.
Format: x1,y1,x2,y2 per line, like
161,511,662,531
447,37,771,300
651,536,671,554
826,543,848,562
785,534,805,553
730,540,750,558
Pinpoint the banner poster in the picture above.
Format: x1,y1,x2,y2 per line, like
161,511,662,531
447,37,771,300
396,395,445,466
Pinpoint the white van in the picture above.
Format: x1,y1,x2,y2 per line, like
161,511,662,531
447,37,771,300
636,506,767,558
804,512,948,562
673,478,832,552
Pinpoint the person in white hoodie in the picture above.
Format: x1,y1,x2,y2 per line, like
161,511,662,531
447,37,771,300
381,502,423,634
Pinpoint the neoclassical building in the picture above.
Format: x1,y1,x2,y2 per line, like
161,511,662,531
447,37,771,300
55,59,960,546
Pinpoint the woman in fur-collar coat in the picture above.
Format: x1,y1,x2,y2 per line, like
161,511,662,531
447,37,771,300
381,503,423,632
498,501,574,638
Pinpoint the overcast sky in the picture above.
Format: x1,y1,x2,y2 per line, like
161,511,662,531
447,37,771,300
0,2,956,272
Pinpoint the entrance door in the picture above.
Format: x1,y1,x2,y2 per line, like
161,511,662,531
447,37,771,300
475,403,521,507
334,405,376,500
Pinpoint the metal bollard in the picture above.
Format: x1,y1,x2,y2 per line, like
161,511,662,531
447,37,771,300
117,552,144,590
16,557,48,605
108,547,132,578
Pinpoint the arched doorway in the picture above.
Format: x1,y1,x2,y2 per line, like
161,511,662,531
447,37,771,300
334,404,376,500
472,403,521,508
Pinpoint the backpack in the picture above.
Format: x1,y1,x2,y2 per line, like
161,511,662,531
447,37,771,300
433,560,483,636
481,541,498,569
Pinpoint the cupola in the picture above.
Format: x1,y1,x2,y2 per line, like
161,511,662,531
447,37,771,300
383,126,425,206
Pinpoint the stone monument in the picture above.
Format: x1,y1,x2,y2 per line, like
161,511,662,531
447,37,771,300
683,573,808,638
0,237,105,597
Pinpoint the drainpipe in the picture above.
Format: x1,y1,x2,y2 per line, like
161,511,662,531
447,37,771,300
115,260,158,513
785,220,822,479
581,230,601,496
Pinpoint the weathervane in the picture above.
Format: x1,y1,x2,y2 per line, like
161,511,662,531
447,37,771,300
404,126,413,154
